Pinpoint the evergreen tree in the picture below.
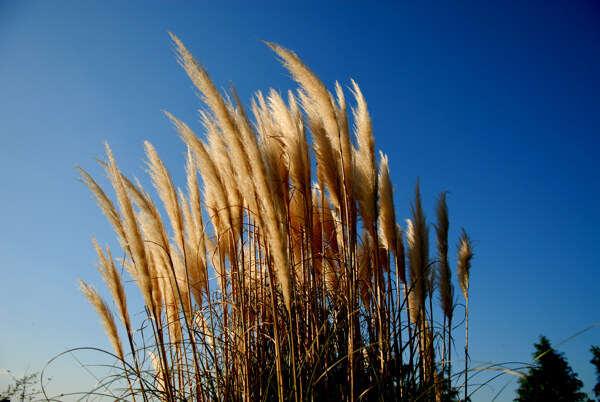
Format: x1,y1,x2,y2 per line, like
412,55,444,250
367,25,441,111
591,346,600,399
515,335,590,402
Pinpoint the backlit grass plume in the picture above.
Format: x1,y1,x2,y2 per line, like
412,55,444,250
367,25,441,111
457,228,474,401
78,34,476,401
457,228,474,299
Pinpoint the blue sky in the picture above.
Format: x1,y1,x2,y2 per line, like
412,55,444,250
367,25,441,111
1,1,599,400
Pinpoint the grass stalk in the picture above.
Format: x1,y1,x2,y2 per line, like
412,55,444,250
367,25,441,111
78,34,476,402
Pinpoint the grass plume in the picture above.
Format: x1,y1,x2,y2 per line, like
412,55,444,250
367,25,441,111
78,34,476,401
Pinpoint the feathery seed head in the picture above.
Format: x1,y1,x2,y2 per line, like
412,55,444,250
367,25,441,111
91,237,131,333
435,192,454,318
79,280,124,360
406,180,430,320
378,152,397,254
457,228,474,299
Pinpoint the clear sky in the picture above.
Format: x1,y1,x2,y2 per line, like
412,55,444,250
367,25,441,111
0,1,599,400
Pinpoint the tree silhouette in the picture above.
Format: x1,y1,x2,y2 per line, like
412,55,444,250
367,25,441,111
591,345,600,399
515,335,589,402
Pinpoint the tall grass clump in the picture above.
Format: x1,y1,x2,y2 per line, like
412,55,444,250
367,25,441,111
78,34,475,401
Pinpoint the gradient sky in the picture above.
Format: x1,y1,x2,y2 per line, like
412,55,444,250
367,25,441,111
1,2,599,400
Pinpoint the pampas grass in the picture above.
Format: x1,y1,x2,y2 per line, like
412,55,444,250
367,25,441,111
79,280,124,362
78,34,476,401
457,228,474,401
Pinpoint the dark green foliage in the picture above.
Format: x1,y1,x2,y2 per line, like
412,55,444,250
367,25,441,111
515,336,589,402
0,372,40,402
591,345,600,399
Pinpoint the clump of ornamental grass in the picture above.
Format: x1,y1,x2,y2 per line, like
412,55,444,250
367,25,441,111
77,33,476,401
